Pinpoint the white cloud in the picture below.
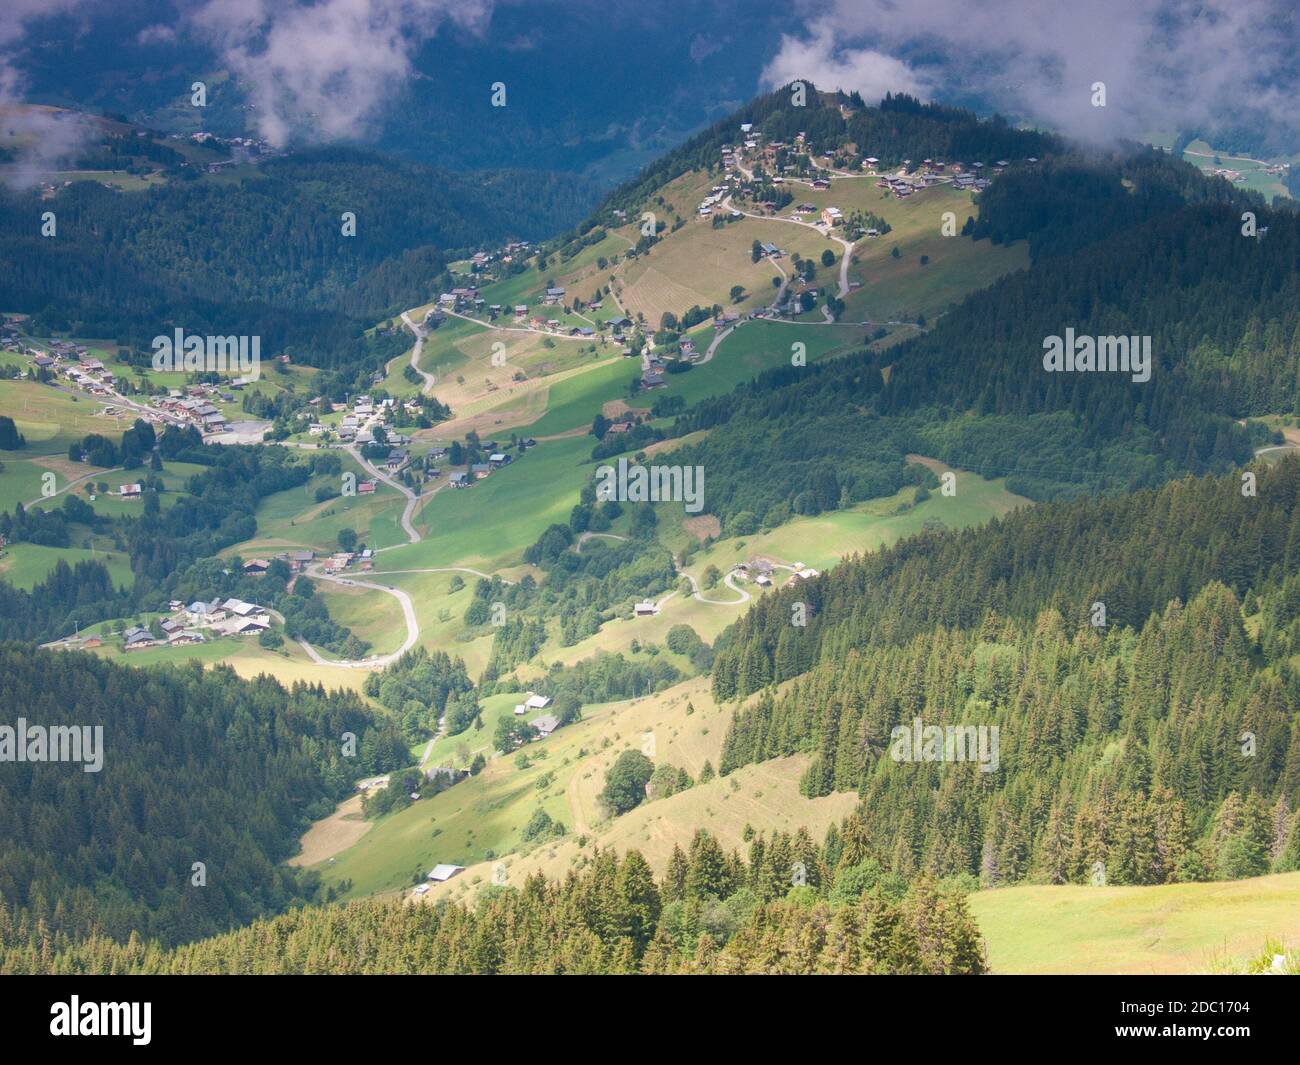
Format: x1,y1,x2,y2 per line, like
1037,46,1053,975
763,27,929,103
0,1,96,186
190,0,497,145
762,0,1300,146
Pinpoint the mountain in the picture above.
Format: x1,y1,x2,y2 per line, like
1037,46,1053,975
0,643,409,947
6,0,799,183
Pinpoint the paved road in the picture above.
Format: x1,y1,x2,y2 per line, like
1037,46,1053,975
289,566,421,669
722,194,856,299
575,531,629,553
25,465,124,508
346,443,426,544
679,567,751,606
400,311,436,394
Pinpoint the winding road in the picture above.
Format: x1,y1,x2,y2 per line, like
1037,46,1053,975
678,566,751,606
400,311,436,395
722,194,856,301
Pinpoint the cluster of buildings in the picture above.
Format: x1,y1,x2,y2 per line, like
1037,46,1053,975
435,287,483,315
321,548,377,573
154,387,235,434
119,594,276,651
448,446,515,488
5,331,124,398
241,550,317,574
731,559,819,588
310,394,412,448
512,693,558,737
697,185,741,219
177,596,273,636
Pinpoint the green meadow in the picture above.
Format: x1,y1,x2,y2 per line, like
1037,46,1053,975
387,434,593,572
971,872,1300,974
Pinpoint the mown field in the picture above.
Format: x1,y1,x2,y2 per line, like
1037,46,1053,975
230,453,408,557
0,379,133,454
971,872,1300,974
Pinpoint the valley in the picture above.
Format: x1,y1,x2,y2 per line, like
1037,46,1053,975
3,73,1300,987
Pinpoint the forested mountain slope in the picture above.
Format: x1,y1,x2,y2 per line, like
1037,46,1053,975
667,155,1291,525
1,833,985,975
712,459,1300,888
0,146,596,372
0,644,409,948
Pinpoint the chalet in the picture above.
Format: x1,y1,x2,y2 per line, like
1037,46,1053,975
187,600,224,623
514,305,528,318
123,630,157,651
811,178,830,190
760,242,781,258
530,715,560,738
520,438,537,450
606,316,631,332
526,694,551,711
357,480,376,494
288,550,315,571
470,463,491,479
385,449,408,471
242,558,270,575
118,483,144,500
488,452,510,468
159,618,183,636
634,600,659,616
225,617,270,636
168,629,206,646
222,598,262,618
543,287,566,305
427,864,464,882
449,472,472,488
821,207,843,227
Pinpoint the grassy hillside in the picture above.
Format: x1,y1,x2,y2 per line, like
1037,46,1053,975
972,873,1300,974
309,675,861,903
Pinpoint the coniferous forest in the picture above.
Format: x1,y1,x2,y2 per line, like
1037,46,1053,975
4,6,1300,1005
